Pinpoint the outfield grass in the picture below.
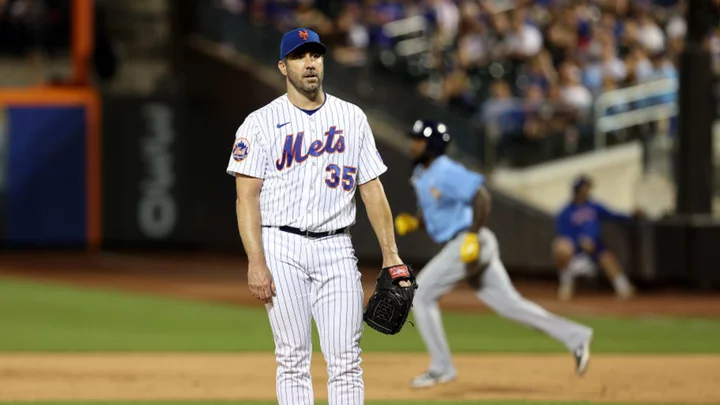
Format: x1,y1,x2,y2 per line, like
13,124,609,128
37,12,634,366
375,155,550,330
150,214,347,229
1,277,719,353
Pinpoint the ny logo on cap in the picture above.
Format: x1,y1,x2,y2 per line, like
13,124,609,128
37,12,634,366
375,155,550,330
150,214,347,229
298,29,309,40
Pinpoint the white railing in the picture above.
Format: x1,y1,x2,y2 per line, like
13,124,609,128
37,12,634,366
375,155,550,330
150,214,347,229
382,16,429,57
594,77,679,149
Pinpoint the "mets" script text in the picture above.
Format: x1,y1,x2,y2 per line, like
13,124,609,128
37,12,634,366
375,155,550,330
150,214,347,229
275,126,345,170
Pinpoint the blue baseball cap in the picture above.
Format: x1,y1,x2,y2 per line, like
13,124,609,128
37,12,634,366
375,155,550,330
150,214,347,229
279,28,326,60
572,175,593,193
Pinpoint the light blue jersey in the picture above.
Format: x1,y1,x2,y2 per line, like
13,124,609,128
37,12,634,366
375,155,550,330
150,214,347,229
411,155,485,244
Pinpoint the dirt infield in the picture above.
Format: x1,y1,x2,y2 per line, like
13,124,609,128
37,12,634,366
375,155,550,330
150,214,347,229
1,353,719,403
1,251,720,318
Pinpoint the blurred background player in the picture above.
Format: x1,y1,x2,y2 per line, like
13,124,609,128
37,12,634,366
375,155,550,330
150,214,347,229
552,175,638,301
395,119,593,388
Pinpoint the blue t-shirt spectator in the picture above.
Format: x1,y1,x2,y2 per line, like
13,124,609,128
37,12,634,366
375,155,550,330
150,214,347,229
556,200,630,245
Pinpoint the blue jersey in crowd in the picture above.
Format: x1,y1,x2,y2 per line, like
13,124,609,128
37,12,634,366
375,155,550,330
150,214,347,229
411,156,485,244
555,200,630,243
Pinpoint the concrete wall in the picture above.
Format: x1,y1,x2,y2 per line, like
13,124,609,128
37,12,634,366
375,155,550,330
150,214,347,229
490,141,675,218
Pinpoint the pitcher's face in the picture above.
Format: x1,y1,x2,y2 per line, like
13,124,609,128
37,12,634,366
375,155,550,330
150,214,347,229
279,46,325,96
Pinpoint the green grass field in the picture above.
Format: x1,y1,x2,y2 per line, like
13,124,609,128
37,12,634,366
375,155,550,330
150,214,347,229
1,276,718,405
2,277,719,354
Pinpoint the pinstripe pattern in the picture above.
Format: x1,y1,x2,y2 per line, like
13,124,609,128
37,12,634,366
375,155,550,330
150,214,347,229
310,231,364,405
227,93,387,232
262,226,364,405
262,226,314,404
228,93,383,404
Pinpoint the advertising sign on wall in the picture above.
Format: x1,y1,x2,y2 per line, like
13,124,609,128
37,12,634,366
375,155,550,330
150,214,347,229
0,87,100,250
101,93,196,249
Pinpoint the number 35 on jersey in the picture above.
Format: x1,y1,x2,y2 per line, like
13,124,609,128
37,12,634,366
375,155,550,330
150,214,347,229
272,126,357,192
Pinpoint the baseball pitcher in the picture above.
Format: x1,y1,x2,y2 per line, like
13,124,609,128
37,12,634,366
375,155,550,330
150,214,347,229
226,28,414,405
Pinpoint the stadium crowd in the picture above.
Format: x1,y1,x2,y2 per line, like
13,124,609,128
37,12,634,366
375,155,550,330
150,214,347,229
212,0,715,165
217,1,701,101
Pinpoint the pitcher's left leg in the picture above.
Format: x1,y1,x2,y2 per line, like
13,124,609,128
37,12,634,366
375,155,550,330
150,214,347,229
309,234,365,405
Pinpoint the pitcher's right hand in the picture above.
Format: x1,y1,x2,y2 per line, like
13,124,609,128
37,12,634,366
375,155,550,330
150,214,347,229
248,261,275,304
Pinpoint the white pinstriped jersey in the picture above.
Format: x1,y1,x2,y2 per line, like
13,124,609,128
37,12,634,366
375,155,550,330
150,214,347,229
226,93,387,232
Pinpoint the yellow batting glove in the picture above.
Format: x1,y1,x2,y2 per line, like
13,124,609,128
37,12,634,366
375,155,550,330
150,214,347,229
460,232,480,263
394,213,419,236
